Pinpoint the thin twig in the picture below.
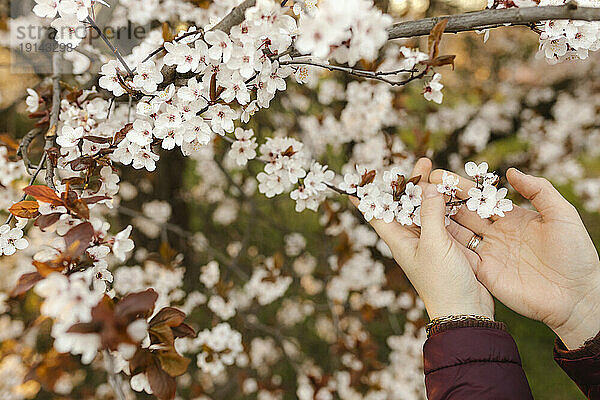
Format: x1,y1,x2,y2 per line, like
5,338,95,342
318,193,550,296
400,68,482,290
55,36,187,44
45,52,61,191
104,350,127,400
326,183,353,196
17,128,43,174
4,54,62,225
85,16,134,76
280,58,418,83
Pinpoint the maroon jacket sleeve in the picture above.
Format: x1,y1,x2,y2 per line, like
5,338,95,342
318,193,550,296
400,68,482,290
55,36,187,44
554,331,600,399
423,326,533,400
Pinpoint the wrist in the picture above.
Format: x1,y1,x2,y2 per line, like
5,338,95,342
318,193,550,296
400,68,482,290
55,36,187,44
426,316,505,337
553,270,600,350
425,301,494,321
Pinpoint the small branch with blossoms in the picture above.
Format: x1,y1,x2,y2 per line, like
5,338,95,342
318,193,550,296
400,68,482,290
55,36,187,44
386,2,600,39
279,58,423,86
343,161,513,226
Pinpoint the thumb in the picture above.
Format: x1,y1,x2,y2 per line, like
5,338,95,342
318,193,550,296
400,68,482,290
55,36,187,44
419,184,447,243
506,168,576,218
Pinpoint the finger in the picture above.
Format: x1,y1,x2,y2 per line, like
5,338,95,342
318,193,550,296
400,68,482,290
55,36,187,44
419,184,447,244
411,157,433,182
446,220,476,249
451,204,492,235
429,169,475,200
349,196,417,245
506,168,578,220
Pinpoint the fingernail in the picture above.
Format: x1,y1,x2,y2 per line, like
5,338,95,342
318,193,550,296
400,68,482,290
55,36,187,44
511,168,524,176
424,185,438,199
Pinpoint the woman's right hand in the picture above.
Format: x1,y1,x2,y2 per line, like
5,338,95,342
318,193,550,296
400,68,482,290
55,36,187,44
353,158,495,322
429,167,600,349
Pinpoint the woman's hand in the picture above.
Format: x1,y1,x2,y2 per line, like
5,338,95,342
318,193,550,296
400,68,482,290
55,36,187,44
429,167,600,349
353,158,494,320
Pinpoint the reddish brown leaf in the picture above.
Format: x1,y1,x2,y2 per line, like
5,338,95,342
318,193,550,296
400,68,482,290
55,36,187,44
82,136,111,144
407,175,422,185
46,147,60,167
281,146,297,157
63,222,94,258
130,348,153,375
61,177,86,186
147,359,177,400
157,349,190,377
215,85,226,99
35,213,61,230
359,170,376,187
159,241,177,263
427,54,456,69
10,272,43,297
84,178,103,194
33,260,65,277
172,323,196,339
70,157,97,171
114,289,158,321
67,322,101,334
81,196,110,205
29,110,48,119
209,73,218,102
66,89,84,103
113,123,133,146
23,185,63,206
428,19,448,60
149,307,186,328
8,200,40,218
162,22,174,42
149,324,175,346
66,198,90,220
0,134,20,152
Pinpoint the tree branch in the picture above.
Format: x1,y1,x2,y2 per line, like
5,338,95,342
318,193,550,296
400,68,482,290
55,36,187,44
387,2,600,39
86,16,134,76
103,350,126,400
45,52,61,191
17,128,43,173
280,58,419,84
213,0,257,33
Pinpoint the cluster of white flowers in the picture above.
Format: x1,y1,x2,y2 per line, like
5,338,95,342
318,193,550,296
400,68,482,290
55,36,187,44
342,164,420,225
0,225,29,256
257,137,309,197
0,147,27,188
424,73,444,104
91,0,306,171
485,0,600,63
33,0,111,47
113,261,185,310
348,161,513,226
245,257,293,305
228,127,258,166
327,251,388,304
462,162,514,218
35,272,104,364
537,0,600,63
181,322,244,376
290,162,335,212
295,0,392,66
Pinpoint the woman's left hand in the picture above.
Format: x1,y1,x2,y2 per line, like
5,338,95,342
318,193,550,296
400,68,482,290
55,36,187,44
352,158,494,320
